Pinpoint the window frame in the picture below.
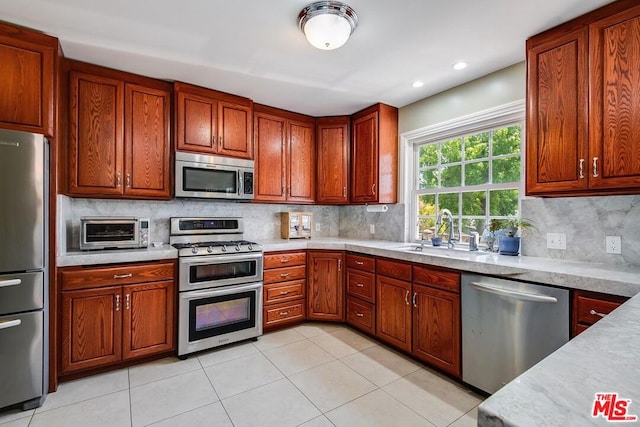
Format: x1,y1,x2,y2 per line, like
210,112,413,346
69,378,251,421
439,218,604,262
400,100,525,243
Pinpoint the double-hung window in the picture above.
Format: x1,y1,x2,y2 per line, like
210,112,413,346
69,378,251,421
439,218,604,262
408,102,525,243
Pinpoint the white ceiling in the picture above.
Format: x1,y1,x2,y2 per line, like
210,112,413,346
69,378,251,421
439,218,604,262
1,0,613,116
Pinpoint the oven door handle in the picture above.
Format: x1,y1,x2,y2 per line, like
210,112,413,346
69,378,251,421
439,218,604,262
179,252,263,266
180,282,263,298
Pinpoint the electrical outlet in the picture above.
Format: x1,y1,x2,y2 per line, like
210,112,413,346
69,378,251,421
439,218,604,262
606,236,622,254
315,223,321,232
546,233,566,250
369,224,375,234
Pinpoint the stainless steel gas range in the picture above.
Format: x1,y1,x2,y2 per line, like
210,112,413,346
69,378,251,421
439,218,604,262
170,217,263,358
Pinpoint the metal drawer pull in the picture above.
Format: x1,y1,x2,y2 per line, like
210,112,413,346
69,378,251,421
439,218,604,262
356,312,364,317
280,273,291,278
280,258,291,263
579,159,585,179
404,290,410,305
113,273,133,279
125,294,130,310
126,173,131,188
338,259,342,271
0,279,21,288
371,183,376,195
356,283,364,287
590,309,606,318
279,291,290,295
592,157,599,177
279,311,290,316
355,260,364,265
343,186,346,197
412,292,417,308
0,319,21,330
115,295,120,311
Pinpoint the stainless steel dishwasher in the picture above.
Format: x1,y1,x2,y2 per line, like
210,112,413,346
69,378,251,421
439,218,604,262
461,274,569,394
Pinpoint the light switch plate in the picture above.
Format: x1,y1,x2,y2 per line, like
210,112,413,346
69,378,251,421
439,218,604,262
315,223,321,232
547,233,566,250
606,236,622,254
369,224,375,234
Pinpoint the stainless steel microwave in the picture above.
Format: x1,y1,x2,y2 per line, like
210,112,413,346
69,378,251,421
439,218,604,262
175,151,254,200
80,217,150,250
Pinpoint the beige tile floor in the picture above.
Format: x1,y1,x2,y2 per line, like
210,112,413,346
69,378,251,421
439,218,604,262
0,324,483,427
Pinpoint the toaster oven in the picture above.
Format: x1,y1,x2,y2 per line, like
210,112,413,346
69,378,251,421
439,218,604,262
80,217,150,250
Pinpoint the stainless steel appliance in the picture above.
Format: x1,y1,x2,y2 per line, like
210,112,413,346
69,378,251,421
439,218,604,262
175,151,254,200
170,218,263,357
80,216,150,250
461,274,569,394
0,129,48,410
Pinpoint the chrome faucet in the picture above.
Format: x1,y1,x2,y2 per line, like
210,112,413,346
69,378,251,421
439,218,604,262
436,209,459,249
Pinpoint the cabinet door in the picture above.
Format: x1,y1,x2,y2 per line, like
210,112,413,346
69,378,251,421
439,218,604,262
124,84,171,198
412,284,461,377
351,111,379,203
375,275,411,352
122,280,175,359
176,90,217,154
589,5,640,190
526,28,589,195
218,100,252,159
69,71,125,196
307,251,345,321
316,117,349,203
0,25,56,136
254,112,286,201
287,119,315,202
61,286,122,373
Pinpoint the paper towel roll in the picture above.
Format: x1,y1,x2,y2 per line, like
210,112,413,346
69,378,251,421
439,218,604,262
366,204,388,213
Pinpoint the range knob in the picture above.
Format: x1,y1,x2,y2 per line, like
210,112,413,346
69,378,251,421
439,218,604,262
221,245,227,252
235,244,241,252
207,246,214,254
191,246,199,254
248,243,254,251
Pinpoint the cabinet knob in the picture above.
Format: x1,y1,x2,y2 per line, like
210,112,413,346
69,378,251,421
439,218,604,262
355,260,364,265
404,290,410,305
371,183,376,195
125,294,130,310
338,259,342,272
280,258,291,263
126,173,131,188
590,309,606,318
280,273,291,278
115,294,120,311
219,136,223,146
592,157,599,178
343,186,346,197
279,290,290,295
412,292,417,308
113,273,133,279
355,312,364,317
116,172,121,187
356,283,364,287
279,311,290,316
579,159,585,179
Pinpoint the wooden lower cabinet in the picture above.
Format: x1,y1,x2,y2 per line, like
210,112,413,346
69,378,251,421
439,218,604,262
307,251,345,321
572,290,628,337
346,296,375,335
376,274,412,352
263,251,307,330
412,284,460,377
59,261,175,376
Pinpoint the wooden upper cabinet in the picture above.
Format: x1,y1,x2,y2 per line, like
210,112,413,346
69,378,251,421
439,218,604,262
69,71,124,196
316,116,349,204
589,5,640,190
307,251,344,321
67,61,172,199
175,82,253,159
254,104,315,203
526,0,640,196
0,22,58,137
350,103,398,204
526,28,589,194
124,84,171,198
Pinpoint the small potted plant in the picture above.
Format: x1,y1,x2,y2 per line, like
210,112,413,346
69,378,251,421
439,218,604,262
489,217,535,255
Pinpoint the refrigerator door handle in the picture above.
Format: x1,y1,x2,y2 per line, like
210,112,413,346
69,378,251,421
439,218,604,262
0,319,22,330
469,281,558,303
0,278,21,288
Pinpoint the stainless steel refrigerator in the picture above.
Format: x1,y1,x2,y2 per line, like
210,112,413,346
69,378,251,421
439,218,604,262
0,128,48,410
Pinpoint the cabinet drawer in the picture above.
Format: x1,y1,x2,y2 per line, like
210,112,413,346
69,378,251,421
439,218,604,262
264,252,306,269
264,280,305,304
412,266,460,293
263,265,306,284
376,258,412,281
346,296,375,335
264,301,305,326
346,253,375,272
575,295,624,325
346,269,375,303
60,261,175,291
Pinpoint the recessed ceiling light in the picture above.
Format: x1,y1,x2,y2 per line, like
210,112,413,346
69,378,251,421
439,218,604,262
412,80,424,88
453,61,468,71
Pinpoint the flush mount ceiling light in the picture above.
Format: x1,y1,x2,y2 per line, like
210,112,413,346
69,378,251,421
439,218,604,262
298,1,358,50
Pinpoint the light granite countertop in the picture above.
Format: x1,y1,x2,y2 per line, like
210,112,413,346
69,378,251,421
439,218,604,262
58,237,640,296
478,290,640,427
